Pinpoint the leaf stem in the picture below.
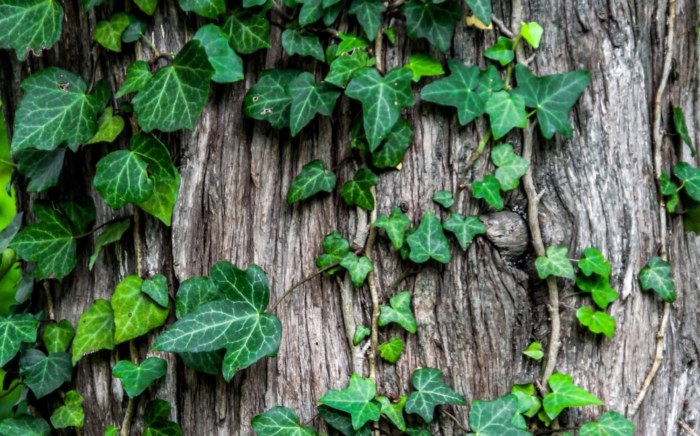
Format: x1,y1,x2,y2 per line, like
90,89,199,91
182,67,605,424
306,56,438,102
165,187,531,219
441,410,470,432
460,129,492,187
269,263,339,312
0,158,16,168
74,216,130,239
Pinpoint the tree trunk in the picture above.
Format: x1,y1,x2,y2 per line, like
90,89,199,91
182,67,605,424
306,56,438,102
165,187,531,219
1,0,699,435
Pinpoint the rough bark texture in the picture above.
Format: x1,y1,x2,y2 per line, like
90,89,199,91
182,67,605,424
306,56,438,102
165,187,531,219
1,0,699,435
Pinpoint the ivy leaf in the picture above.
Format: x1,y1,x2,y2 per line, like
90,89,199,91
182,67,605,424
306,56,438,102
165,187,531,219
50,390,85,429
0,415,50,436
341,168,378,211
20,349,72,399
89,218,131,270
576,306,615,338
43,319,74,354
59,199,96,234
326,50,373,88
405,368,466,423
580,411,635,436
287,72,341,136
472,174,503,210
484,37,514,66
112,357,167,398
0,314,38,366
297,0,323,26
578,247,611,277
406,54,444,82
318,405,371,436
522,342,543,360
407,211,452,264
576,274,618,309
492,143,528,190
660,173,680,213
0,0,63,60
348,0,386,41
512,64,590,139
282,30,325,62
112,275,169,344
11,204,76,280
432,190,454,208
94,150,154,208
465,394,530,436
378,396,407,432
116,61,152,98
374,207,411,250
134,0,158,15
420,60,483,126
141,273,169,308
14,148,66,192
71,299,114,365
673,162,700,201
144,399,182,436
315,231,350,274
638,256,676,303
543,373,602,420
11,68,107,152
402,0,461,52
406,428,430,436
177,0,225,18
244,69,299,129
352,324,370,345
371,118,413,169
673,107,696,155
319,374,380,430
511,384,541,418
465,0,491,25
485,91,527,140
193,24,244,84
336,32,368,55
535,246,575,280
122,15,146,43
520,22,544,48
443,214,486,251
287,160,336,204
345,67,414,150
93,13,130,52
222,9,271,54
378,337,404,363
86,107,125,144
378,291,417,333
251,406,318,436
340,253,373,288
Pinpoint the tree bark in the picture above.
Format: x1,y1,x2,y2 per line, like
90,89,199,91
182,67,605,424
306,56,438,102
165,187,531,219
1,0,699,435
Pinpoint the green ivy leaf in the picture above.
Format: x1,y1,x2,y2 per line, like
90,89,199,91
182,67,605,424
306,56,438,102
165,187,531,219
420,60,484,126
287,160,336,204
576,306,615,338
59,199,96,234
405,368,466,423
580,411,635,436
374,207,411,250
326,50,373,88
11,204,76,280
142,274,169,308
345,67,414,150
352,324,370,345
543,373,602,420
122,15,147,43
89,218,131,270
133,40,214,132
193,24,244,84
50,389,85,429
478,65,505,101
0,0,63,60
341,168,378,211
11,68,107,152
252,406,318,435
336,32,368,56
673,162,700,201
512,64,590,139
134,0,158,15
378,291,417,333
432,190,454,208
86,107,125,144
520,22,543,48
94,150,154,208
465,394,530,436
406,428,430,436
492,143,528,190
638,256,676,303
522,342,543,360
371,118,413,169
318,405,371,436
112,275,169,344
406,54,444,82
177,0,225,18
319,374,380,430
222,9,271,54
116,61,152,98
0,314,38,366
576,274,618,309
316,231,350,274
134,137,181,227
244,69,299,129
402,0,461,52
443,214,485,251
378,337,404,363
287,72,341,136
472,174,503,210
511,384,541,418
282,30,325,62
93,13,130,52
112,357,167,398
14,148,66,192
673,107,696,155
484,37,514,66
0,415,50,436
43,319,74,354
485,91,527,140
340,253,373,288
377,395,407,432
535,246,575,280
659,172,680,213
465,0,491,25
407,211,451,264
348,0,385,40
20,349,72,398
297,0,323,26
578,247,611,277
144,399,182,436
71,299,114,365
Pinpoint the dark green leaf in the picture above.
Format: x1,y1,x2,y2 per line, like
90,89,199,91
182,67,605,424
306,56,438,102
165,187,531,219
0,314,38,366
59,198,96,234
14,148,66,192
194,24,244,84
132,134,180,226
472,174,503,210
371,118,413,169
0,415,50,436
112,357,167,398
348,0,385,40
485,91,527,140
116,61,152,98
142,273,169,308
315,231,349,274
673,162,700,201
638,256,676,302
374,207,411,250
420,60,484,126
543,373,602,420
318,405,371,436
93,150,154,208
340,253,373,288
580,411,635,436
93,13,130,52
319,374,380,430
0,0,63,60
282,30,325,62
405,368,465,423
352,324,370,346
484,37,514,66
144,399,182,436
177,0,225,18
492,143,528,190
326,50,373,88
465,0,491,25
406,211,451,264
43,319,74,354
576,306,615,338
465,394,530,436
50,389,84,429
522,342,543,360
287,160,336,204
402,0,461,52
175,276,222,318
134,0,158,14
378,337,404,363
673,107,696,155
406,54,444,82
442,213,485,251
287,72,341,136
121,15,147,42
377,395,406,432
252,406,318,435
477,65,505,101
20,349,72,398
112,275,169,344
71,299,114,365
222,9,271,54
244,69,298,129
89,218,131,270
341,168,378,211
578,247,611,277
378,291,417,333
535,246,575,280
432,190,454,208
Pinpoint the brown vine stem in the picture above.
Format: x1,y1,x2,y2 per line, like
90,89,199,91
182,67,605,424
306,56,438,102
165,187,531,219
678,419,699,436
365,221,379,384
269,263,339,312
441,410,470,432
627,0,676,417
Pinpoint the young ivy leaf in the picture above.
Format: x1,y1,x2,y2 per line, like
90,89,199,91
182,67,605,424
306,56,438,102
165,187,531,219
543,373,602,420
576,306,615,338
287,160,336,204
673,107,696,155
345,67,415,150
251,406,318,436
520,22,544,49
484,37,514,66
466,394,530,436
378,291,417,333
326,50,373,88
315,231,350,274
244,69,299,129
89,218,131,270
405,368,466,423
420,60,485,126
43,319,75,354
352,324,370,345
319,374,380,430
472,174,503,210
222,9,271,54
282,29,325,62
142,273,169,308
374,207,411,250
341,168,378,211
377,395,407,432
673,162,700,201
0,415,51,436
511,384,541,418
578,247,611,277
406,54,445,82
522,341,544,360
86,107,125,144
378,337,404,364
0,314,38,366
336,32,369,55
535,246,575,280
112,357,168,398
50,390,85,429
492,143,528,191
432,190,454,208
348,0,385,41
638,256,676,303
287,72,341,136
407,211,452,264
579,411,635,436
371,118,414,169
464,0,491,25
576,274,618,309
193,24,244,84
443,213,486,251
71,299,114,365
402,0,461,52
177,0,225,18
659,173,680,213
0,0,63,61
485,91,528,140
340,253,373,288
20,349,72,399
93,13,130,52
112,275,169,344
116,61,152,98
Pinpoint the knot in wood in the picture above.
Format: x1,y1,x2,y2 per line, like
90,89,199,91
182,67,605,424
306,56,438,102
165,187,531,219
480,211,529,259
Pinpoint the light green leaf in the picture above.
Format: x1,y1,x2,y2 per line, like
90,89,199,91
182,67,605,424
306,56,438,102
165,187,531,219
43,319,74,354
193,24,244,84
638,256,676,303
576,306,615,338
0,415,50,436
580,411,635,436
371,118,413,169
543,373,602,420
335,32,368,55
576,273,618,309
466,394,530,436
660,172,680,213
484,37,514,66
112,357,167,398
112,275,169,344
326,50,373,88
345,67,414,150
377,395,407,431
352,324,370,346
341,168,378,211
535,246,575,280
89,218,131,270
315,231,350,274
402,0,461,52
134,0,158,14
252,406,318,436
14,148,66,192
407,211,451,264
432,190,454,208
465,0,491,25
520,22,543,48
492,143,528,190
142,273,169,308
378,291,416,333
673,107,696,155
511,384,541,418
485,91,527,140
0,0,63,60
50,389,84,429
244,69,298,129
177,0,225,18
222,9,271,54
673,162,700,201
319,374,380,430
378,337,404,364
522,341,543,360
93,13,130,52
93,150,154,208
287,160,336,204
420,60,484,126
0,314,38,366
578,247,611,277
86,108,125,144
406,428,430,436
406,54,444,82
442,213,485,251
71,299,114,365
116,61,152,98
472,174,503,210
20,349,72,398
405,367,466,423
133,40,214,132
287,72,341,136
340,253,373,288
348,0,385,40
374,207,411,250
282,30,325,62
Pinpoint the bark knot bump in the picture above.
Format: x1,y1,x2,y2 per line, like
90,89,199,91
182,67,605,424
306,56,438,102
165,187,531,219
480,211,529,259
